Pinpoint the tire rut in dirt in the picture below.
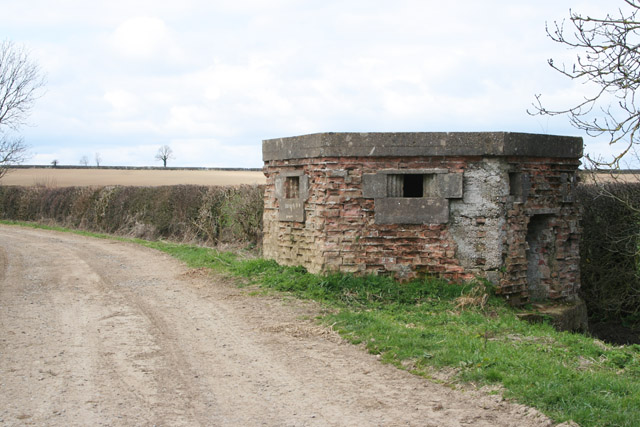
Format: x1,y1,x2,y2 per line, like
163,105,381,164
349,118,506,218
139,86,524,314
0,246,7,283
65,241,217,426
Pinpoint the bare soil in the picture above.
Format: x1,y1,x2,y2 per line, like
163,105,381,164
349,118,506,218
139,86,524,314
1,168,266,187
0,225,555,426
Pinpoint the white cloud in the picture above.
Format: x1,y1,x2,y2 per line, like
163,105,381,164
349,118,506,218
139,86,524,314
168,138,261,167
110,16,180,61
165,105,236,136
104,90,140,116
5,0,623,168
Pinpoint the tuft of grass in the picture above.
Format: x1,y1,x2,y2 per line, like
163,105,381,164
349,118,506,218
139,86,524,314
2,220,639,426
141,240,240,273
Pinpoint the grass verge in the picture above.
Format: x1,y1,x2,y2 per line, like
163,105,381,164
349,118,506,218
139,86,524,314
2,220,639,426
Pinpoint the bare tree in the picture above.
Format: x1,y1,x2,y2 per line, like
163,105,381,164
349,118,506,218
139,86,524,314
531,1,640,168
0,39,45,179
51,159,58,167
155,145,174,167
79,155,89,166
95,152,102,167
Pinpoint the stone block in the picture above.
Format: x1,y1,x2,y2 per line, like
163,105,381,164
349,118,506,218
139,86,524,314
362,173,386,198
375,198,449,224
278,199,305,222
437,173,463,198
263,132,583,161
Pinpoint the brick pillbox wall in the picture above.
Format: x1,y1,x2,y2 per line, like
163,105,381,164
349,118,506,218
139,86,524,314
262,132,582,304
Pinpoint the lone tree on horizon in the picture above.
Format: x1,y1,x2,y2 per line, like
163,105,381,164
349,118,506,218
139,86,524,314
0,39,45,180
155,145,174,167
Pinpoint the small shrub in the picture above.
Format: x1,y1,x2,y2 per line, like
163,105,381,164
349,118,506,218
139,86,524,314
192,186,231,243
223,185,264,244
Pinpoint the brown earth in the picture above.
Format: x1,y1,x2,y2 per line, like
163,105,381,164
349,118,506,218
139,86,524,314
1,168,266,187
0,225,556,426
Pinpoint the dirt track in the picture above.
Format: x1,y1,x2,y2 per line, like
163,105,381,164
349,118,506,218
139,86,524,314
0,225,555,426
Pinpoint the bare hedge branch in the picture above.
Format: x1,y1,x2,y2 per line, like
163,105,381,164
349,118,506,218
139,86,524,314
0,134,28,179
531,1,640,168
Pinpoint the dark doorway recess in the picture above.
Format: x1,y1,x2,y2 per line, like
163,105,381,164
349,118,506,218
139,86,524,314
526,214,556,301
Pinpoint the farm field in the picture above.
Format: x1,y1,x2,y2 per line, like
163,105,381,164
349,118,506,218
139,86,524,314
2,167,266,187
2,168,638,187
578,170,640,183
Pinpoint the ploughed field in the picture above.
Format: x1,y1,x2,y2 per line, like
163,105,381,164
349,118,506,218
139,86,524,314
2,167,266,187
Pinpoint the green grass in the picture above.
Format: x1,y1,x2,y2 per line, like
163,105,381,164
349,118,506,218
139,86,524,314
3,220,640,426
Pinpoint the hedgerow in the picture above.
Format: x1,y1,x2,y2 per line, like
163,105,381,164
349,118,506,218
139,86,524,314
0,184,264,246
576,182,640,329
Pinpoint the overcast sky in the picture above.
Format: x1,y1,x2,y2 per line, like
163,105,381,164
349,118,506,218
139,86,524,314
1,0,621,168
